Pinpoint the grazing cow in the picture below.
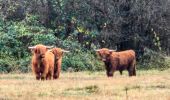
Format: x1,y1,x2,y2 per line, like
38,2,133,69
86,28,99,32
96,48,136,77
28,44,53,80
50,48,69,79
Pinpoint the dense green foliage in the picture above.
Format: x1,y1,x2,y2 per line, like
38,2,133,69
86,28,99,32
0,0,170,73
0,17,104,72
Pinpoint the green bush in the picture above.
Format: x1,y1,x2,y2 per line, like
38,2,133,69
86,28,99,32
137,48,170,70
62,50,104,72
0,56,17,73
0,54,31,73
56,39,104,71
0,19,104,73
17,56,32,73
0,19,57,73
31,34,57,46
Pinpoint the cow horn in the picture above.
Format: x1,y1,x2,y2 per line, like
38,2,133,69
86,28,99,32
62,50,70,53
95,49,100,52
46,46,54,49
109,50,116,52
28,46,35,49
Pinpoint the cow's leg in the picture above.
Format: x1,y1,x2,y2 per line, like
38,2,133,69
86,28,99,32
41,74,46,80
106,68,114,77
47,69,53,80
41,65,48,80
119,70,123,75
128,67,134,76
105,61,114,77
133,65,136,76
53,70,60,79
35,73,40,80
32,63,41,80
106,71,113,77
34,68,40,80
46,74,48,80
53,62,61,79
41,74,45,80
56,71,60,79
129,60,136,76
133,69,136,76
53,68,57,79
51,66,54,80
50,70,54,80
128,71,133,76
46,73,50,80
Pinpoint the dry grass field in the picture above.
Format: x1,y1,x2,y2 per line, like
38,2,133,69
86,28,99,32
0,69,170,100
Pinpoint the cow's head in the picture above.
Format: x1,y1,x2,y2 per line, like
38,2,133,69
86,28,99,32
28,44,53,59
50,48,69,60
95,48,116,62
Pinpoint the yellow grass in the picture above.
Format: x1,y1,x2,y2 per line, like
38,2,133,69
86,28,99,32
0,69,170,100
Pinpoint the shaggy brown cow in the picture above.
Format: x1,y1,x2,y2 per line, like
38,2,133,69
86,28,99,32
96,48,136,77
43,50,55,80
28,44,53,80
50,48,69,79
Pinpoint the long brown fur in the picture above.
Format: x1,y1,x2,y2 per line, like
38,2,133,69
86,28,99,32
97,48,136,77
44,51,55,80
31,44,47,80
50,48,63,79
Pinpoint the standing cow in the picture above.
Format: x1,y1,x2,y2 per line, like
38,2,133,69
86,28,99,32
28,44,53,80
96,48,136,77
49,48,69,79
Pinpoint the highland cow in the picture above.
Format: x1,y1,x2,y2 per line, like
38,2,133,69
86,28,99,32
96,48,136,77
50,48,69,79
28,44,53,80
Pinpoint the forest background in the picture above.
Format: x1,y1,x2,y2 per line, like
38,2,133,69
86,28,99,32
0,0,170,73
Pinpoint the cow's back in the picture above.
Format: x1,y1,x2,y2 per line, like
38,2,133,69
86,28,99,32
118,50,135,59
110,50,135,68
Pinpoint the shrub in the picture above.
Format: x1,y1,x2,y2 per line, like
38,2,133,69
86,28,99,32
31,33,56,46
0,20,57,73
0,19,104,73
57,39,104,71
137,48,170,70
0,55,17,73
62,51,104,72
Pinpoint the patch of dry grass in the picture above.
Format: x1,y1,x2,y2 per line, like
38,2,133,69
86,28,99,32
0,69,170,100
